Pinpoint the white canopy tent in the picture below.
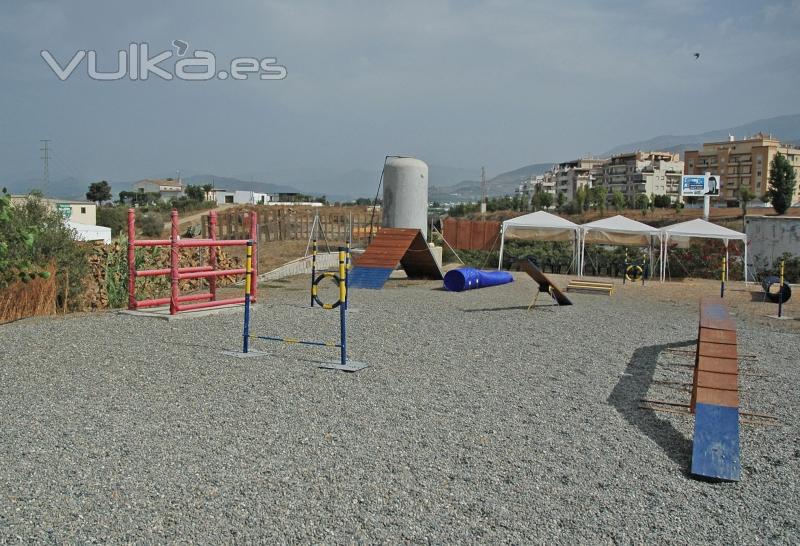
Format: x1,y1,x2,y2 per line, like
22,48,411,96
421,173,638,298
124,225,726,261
579,215,662,277
660,218,747,282
497,211,580,270
67,220,112,244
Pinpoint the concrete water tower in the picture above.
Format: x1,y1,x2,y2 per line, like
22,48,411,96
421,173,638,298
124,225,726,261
382,157,429,240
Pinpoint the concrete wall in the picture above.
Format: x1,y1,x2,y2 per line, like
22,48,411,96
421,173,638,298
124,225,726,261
744,215,800,273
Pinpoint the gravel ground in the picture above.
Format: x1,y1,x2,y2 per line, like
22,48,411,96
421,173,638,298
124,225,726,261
1,273,798,543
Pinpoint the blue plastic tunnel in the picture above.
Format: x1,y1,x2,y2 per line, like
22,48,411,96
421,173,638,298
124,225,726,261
443,268,514,292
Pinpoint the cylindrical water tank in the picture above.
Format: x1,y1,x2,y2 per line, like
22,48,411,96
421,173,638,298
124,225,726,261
382,157,428,240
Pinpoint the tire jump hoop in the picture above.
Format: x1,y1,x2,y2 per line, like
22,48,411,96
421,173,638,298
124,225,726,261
310,238,351,308
622,250,645,286
224,245,368,372
625,264,643,283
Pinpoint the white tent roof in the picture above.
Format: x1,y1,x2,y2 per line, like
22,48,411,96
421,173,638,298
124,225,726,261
501,210,579,243
497,211,580,270
67,221,111,244
662,218,746,241
579,215,662,249
502,210,579,230
580,215,660,235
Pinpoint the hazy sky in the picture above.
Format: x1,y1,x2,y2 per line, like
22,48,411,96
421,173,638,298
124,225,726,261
2,0,799,190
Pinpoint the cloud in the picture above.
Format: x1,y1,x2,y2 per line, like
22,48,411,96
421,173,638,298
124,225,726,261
0,0,798,185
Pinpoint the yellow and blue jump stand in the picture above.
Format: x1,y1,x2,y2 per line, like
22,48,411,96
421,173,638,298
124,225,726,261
228,243,367,372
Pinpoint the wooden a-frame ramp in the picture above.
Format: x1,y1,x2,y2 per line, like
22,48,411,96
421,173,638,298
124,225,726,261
349,228,443,289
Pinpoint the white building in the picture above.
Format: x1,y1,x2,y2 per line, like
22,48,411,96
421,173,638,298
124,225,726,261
131,178,184,201
542,158,606,202
597,151,684,203
211,189,272,205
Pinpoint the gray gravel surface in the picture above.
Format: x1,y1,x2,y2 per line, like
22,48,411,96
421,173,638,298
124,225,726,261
1,273,798,543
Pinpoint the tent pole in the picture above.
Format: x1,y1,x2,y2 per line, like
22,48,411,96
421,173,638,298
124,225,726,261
580,230,585,276
743,239,748,283
497,226,505,270
725,240,729,282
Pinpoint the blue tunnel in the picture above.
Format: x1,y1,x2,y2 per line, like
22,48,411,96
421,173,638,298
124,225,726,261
443,268,514,292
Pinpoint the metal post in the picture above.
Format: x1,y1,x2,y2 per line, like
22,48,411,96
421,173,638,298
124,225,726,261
127,208,136,310
169,209,179,315
249,211,258,302
720,256,726,298
778,260,785,318
311,238,317,307
339,246,347,366
623,250,628,285
243,241,253,353
209,210,218,301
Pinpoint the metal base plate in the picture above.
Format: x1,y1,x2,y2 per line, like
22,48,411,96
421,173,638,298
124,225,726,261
221,350,271,358
318,361,369,372
766,314,794,320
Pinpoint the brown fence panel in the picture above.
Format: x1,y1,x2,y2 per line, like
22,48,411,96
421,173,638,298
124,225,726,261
442,218,501,250
201,208,382,246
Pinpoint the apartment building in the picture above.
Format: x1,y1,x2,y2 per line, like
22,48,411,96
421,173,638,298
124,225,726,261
543,158,606,201
597,151,683,203
684,133,800,201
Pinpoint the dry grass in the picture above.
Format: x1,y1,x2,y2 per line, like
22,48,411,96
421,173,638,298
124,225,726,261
0,266,57,324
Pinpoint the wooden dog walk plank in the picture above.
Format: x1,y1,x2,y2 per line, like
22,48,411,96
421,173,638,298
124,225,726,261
691,403,742,481
698,342,738,360
696,356,738,375
698,329,737,345
690,299,742,481
696,371,739,392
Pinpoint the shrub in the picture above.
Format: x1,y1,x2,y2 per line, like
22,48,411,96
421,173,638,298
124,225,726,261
97,205,129,237
138,212,165,237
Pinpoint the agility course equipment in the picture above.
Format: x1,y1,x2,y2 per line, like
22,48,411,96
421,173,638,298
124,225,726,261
227,246,367,372
443,268,513,292
348,228,443,289
762,260,792,314
518,259,572,309
690,298,741,481
311,238,352,307
622,250,646,285
127,209,257,315
565,279,614,295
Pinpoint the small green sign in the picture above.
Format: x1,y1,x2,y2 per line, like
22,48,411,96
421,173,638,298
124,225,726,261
56,203,72,218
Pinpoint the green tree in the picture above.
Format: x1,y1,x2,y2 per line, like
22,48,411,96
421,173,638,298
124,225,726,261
612,190,626,212
139,212,165,237
539,192,554,210
595,185,608,213
96,205,129,237
738,185,756,218
636,193,650,216
575,186,588,213
184,184,205,202
86,180,112,204
1,192,87,307
765,152,797,214
556,191,566,211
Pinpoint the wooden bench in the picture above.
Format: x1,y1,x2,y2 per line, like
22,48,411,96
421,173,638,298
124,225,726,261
565,279,614,295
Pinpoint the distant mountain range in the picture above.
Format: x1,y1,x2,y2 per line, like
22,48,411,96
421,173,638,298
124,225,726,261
603,113,800,157
431,113,800,201
429,163,552,202
6,113,798,203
